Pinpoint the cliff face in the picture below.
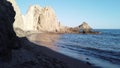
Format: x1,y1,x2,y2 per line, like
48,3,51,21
0,1,95,68
7,0,24,30
9,1,98,35
0,1,66,68
0,0,20,60
23,5,61,32
19,5,95,34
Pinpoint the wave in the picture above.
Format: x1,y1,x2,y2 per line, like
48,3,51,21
57,42,120,65
56,29,120,68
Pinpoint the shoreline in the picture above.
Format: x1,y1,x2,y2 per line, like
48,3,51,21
0,35,97,68
23,37,94,68
26,34,98,68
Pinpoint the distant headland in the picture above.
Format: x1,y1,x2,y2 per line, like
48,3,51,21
9,0,100,37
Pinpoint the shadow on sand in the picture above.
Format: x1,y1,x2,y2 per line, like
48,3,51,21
4,36,93,68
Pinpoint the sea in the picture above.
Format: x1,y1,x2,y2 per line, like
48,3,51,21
28,29,120,68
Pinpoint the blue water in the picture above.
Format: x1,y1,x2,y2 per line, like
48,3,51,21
55,29,120,68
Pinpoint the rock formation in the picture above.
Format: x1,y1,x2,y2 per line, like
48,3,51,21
79,22,92,30
21,5,99,34
7,0,24,30
0,0,20,61
23,5,62,32
76,22,100,34
0,1,95,68
0,2,67,66
0,1,67,68
78,22,92,33
8,0,99,35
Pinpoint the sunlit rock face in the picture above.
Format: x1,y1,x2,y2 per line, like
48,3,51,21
7,0,24,30
78,22,92,33
7,0,25,37
9,0,98,35
0,0,19,60
23,5,62,32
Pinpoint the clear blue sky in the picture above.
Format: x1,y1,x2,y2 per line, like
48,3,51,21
16,0,120,29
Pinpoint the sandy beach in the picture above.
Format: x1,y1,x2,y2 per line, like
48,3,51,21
25,33,95,68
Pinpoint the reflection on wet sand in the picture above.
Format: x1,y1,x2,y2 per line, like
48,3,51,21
27,33,60,50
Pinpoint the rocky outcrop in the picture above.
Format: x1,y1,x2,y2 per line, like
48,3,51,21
0,1,67,68
0,1,94,68
57,22,92,33
70,22,100,34
21,5,99,34
23,5,61,32
78,22,92,33
21,5,98,34
7,0,24,30
0,0,20,61
9,1,99,35
58,22,100,34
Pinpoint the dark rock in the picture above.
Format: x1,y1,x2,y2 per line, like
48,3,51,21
0,0,20,61
86,62,92,65
86,58,90,60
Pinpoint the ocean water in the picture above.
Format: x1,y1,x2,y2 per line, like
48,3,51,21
55,29,120,68
28,29,120,68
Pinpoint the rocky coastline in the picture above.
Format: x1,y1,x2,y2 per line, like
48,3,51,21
8,0,100,37
0,0,98,68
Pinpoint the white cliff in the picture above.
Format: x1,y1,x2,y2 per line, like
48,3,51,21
7,0,24,30
7,0,97,35
23,5,61,32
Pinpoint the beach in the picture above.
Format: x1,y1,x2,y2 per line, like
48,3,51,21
27,30,120,68
26,33,95,68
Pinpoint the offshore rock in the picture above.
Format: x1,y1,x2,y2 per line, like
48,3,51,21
79,22,92,32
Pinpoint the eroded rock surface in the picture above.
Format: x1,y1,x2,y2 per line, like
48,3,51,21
10,1,99,36
22,5,98,34
7,0,24,30
23,5,62,32
0,1,68,68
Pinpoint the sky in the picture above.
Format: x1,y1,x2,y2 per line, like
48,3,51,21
16,0,120,29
